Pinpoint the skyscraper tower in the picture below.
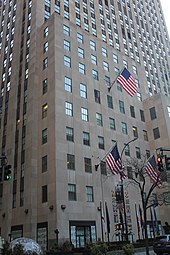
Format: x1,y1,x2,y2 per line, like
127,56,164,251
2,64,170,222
0,0,169,250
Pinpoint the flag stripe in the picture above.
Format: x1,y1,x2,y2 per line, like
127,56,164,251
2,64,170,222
144,155,161,183
105,145,127,179
117,76,136,94
116,68,137,97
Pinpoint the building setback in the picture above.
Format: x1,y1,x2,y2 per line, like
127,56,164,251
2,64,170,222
0,0,169,250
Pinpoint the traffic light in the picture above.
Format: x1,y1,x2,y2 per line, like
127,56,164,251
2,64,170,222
4,165,12,181
115,184,123,203
115,223,121,231
156,156,164,172
165,156,170,171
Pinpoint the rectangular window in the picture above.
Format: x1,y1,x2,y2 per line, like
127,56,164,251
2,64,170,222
43,41,48,53
124,144,130,156
44,27,48,37
140,109,145,122
92,69,98,80
132,126,138,138
77,32,83,43
42,185,47,203
84,158,92,173
80,83,87,98
42,103,48,118
127,166,133,179
65,102,73,116
109,118,115,130
117,83,122,92
78,47,84,58
63,24,70,35
143,130,148,141
132,65,137,74
107,95,113,109
91,55,97,65
86,186,94,202
150,107,157,120
79,63,85,74
42,155,47,173
90,40,96,50
119,100,125,113
42,128,47,144
96,112,103,126
66,127,74,142
135,79,139,88
153,127,160,139
43,79,48,94
64,55,71,68
105,75,110,87
103,61,109,71
130,105,135,118
81,107,88,121
43,58,48,69
123,60,128,68
121,122,127,134
94,89,100,103
65,76,72,92
67,154,75,170
68,184,76,201
146,150,150,159
83,132,90,146
137,92,142,101
64,39,70,51
113,54,118,63
136,147,141,159
98,136,105,149
102,47,107,57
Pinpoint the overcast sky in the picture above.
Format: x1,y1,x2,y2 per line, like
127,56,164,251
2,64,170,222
160,0,170,36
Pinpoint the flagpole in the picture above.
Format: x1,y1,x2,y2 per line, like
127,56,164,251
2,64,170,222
100,201,104,242
105,202,110,243
108,72,121,92
95,144,117,171
108,68,124,92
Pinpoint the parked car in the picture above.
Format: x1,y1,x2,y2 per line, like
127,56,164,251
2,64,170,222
153,235,170,255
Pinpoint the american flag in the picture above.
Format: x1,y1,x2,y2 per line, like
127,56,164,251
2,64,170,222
117,68,137,97
144,155,160,183
105,145,126,179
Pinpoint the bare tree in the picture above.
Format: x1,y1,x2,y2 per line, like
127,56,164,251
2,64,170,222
125,157,167,255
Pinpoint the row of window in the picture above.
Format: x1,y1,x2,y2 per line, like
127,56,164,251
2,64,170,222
42,125,160,157
42,184,94,203
42,52,142,100
43,0,169,96
62,24,138,75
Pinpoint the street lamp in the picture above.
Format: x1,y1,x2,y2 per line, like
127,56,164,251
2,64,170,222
119,137,138,241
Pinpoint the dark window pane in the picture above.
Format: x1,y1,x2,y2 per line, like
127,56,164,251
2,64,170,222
42,185,47,203
42,155,47,172
150,107,157,120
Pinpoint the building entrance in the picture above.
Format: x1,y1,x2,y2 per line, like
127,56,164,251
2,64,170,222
70,221,96,248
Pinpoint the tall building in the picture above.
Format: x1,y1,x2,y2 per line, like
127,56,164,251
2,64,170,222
0,0,169,250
